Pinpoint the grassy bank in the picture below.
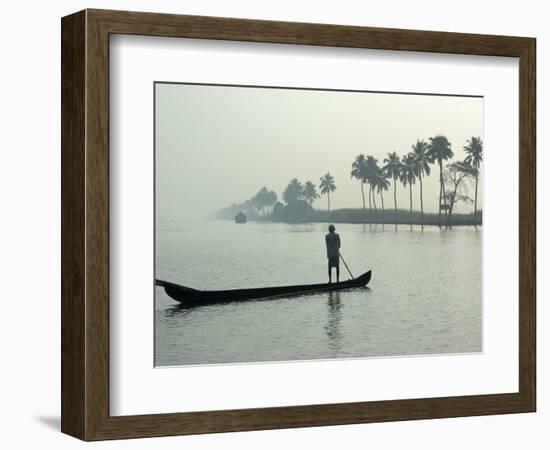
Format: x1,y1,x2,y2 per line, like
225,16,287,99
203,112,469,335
276,208,482,226
217,205,482,226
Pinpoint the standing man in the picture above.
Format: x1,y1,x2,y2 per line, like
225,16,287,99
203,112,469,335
325,224,341,283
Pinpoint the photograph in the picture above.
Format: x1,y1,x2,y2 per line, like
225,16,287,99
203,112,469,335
154,82,484,367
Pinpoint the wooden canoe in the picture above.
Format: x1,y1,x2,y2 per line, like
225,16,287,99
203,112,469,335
156,270,371,307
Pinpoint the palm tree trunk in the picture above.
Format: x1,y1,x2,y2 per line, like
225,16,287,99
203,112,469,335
327,192,331,213
438,161,443,228
409,183,413,226
440,160,448,228
380,191,384,211
372,184,377,212
419,174,424,229
473,172,479,228
393,177,397,225
360,182,366,210
368,184,372,212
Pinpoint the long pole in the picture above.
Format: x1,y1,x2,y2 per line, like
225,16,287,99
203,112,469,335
339,252,355,279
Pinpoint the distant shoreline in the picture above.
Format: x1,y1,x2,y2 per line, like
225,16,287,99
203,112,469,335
216,207,482,227
267,219,481,227
237,219,482,227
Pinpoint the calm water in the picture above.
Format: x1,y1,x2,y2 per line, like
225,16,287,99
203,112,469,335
155,220,482,366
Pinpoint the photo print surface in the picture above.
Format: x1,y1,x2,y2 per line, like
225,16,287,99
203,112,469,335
154,82,483,367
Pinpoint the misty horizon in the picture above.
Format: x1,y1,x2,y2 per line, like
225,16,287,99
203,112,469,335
155,82,483,222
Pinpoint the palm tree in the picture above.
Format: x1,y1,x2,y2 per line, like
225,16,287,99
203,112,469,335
411,139,431,228
383,152,402,225
303,181,320,207
428,135,454,227
366,156,380,211
400,154,417,226
267,190,278,215
463,137,483,226
375,171,390,212
351,154,368,210
319,173,337,212
282,178,303,205
253,187,270,216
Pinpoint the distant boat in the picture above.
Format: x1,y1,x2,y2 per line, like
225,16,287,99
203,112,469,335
235,211,247,223
156,270,371,307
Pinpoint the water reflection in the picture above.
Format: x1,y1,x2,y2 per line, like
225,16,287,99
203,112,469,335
164,304,194,317
325,291,343,353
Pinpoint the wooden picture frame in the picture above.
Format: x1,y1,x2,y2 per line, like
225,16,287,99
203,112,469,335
61,9,536,441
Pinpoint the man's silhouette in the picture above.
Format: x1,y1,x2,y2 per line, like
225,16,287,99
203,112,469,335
325,224,341,283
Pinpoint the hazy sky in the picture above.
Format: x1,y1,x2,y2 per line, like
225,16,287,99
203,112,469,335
155,83,483,222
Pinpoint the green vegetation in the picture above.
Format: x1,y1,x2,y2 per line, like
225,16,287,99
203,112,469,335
303,181,320,207
382,151,401,224
216,186,277,220
216,135,483,228
319,173,337,212
350,154,368,210
400,153,416,226
427,135,454,227
463,137,483,228
310,208,481,226
410,139,430,228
